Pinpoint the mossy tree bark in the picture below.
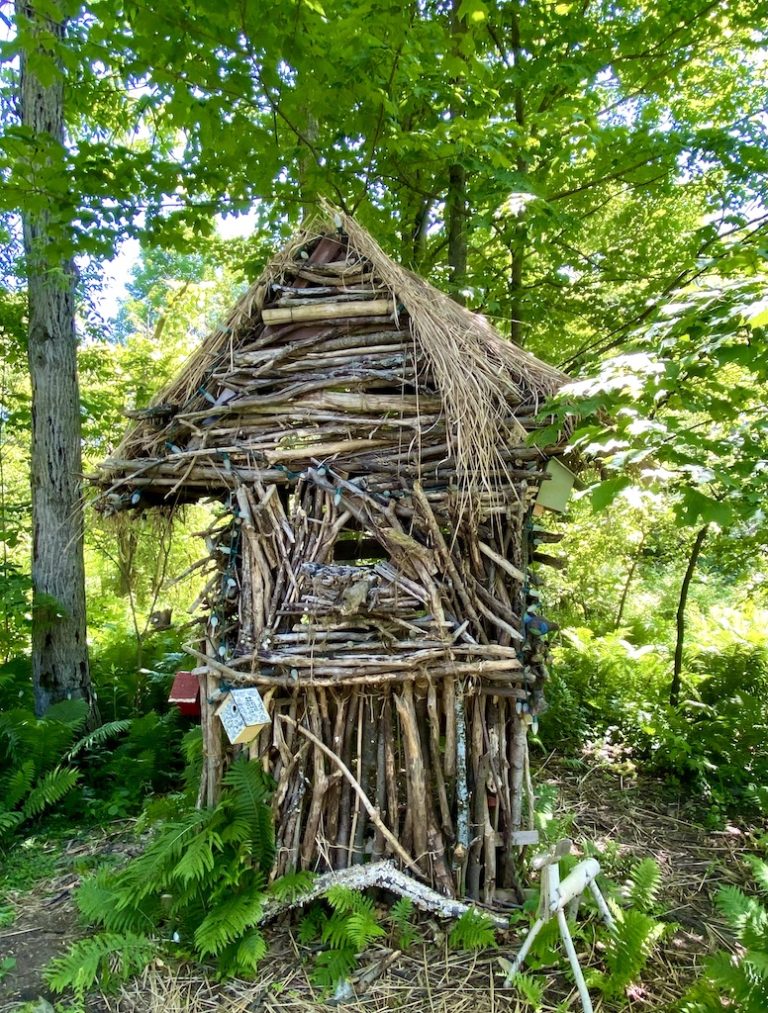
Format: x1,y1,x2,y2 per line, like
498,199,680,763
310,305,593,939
16,0,95,718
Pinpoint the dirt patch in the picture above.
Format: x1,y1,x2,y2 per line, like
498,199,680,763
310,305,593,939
0,826,141,1010
0,890,78,1006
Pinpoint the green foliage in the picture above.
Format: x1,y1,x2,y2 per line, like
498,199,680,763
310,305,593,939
46,757,275,995
625,857,663,914
448,908,497,951
0,698,88,840
515,855,668,1004
267,869,315,902
539,597,768,823
295,888,427,991
389,897,420,950
559,278,768,535
297,886,386,992
45,933,156,998
681,857,768,1012
509,971,546,1010
589,907,670,1001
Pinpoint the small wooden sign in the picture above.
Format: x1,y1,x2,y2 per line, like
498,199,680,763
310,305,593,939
534,459,578,514
216,688,271,745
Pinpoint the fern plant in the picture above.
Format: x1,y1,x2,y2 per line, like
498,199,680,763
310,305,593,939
298,885,386,991
45,932,156,996
512,855,668,1005
681,855,768,1012
448,908,498,951
389,897,420,950
46,757,276,997
588,908,669,1000
588,857,671,1003
624,856,663,913
0,700,87,840
0,692,139,838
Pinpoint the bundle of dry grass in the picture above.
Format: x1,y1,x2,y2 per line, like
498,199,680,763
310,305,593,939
100,206,565,507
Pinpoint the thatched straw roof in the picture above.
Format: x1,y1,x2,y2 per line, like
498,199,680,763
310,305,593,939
97,207,568,510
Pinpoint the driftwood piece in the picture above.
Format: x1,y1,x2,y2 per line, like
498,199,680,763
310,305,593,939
258,860,508,929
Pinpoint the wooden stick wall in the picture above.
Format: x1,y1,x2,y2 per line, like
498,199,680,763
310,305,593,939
194,463,552,902
98,233,564,901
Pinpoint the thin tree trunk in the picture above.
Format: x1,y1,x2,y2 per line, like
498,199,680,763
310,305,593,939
614,530,647,629
16,0,95,719
446,0,467,305
298,107,318,219
446,163,467,305
670,524,709,707
508,2,526,345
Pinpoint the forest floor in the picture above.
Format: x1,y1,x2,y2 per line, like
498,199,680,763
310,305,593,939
0,761,756,1013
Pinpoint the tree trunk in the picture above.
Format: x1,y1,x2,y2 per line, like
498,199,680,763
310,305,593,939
670,524,709,707
507,3,527,345
17,1,94,718
446,164,467,304
614,530,647,629
446,0,467,305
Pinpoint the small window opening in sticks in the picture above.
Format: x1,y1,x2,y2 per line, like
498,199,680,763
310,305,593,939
332,528,388,564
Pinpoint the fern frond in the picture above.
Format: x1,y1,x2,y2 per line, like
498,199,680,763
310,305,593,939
510,970,546,1009
171,829,221,885
322,911,356,951
325,885,373,917
45,932,154,997
705,951,768,1011
193,889,264,956
0,810,23,836
746,950,768,980
390,897,414,929
592,908,669,999
3,760,34,809
448,909,497,951
716,885,761,932
343,911,386,951
311,945,357,991
21,766,79,818
298,903,326,944
66,719,132,759
745,856,768,898
231,929,268,976
626,858,662,913
76,871,159,934
269,870,315,901
222,757,272,810
389,897,419,949
221,758,275,871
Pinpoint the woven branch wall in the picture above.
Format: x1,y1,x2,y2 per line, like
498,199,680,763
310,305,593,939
97,221,568,902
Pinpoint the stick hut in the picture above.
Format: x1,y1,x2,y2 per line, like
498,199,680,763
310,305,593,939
96,210,570,902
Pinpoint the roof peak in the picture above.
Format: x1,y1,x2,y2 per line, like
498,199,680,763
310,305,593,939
99,208,568,506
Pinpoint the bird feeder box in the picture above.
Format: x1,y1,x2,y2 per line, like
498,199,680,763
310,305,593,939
168,671,201,717
534,459,577,515
216,688,271,745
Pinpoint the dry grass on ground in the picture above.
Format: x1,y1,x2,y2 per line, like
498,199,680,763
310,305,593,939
1,764,758,1013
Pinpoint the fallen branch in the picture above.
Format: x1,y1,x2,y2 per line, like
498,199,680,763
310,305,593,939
259,858,509,929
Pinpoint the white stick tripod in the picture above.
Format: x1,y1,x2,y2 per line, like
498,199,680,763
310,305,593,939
503,838,616,1013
